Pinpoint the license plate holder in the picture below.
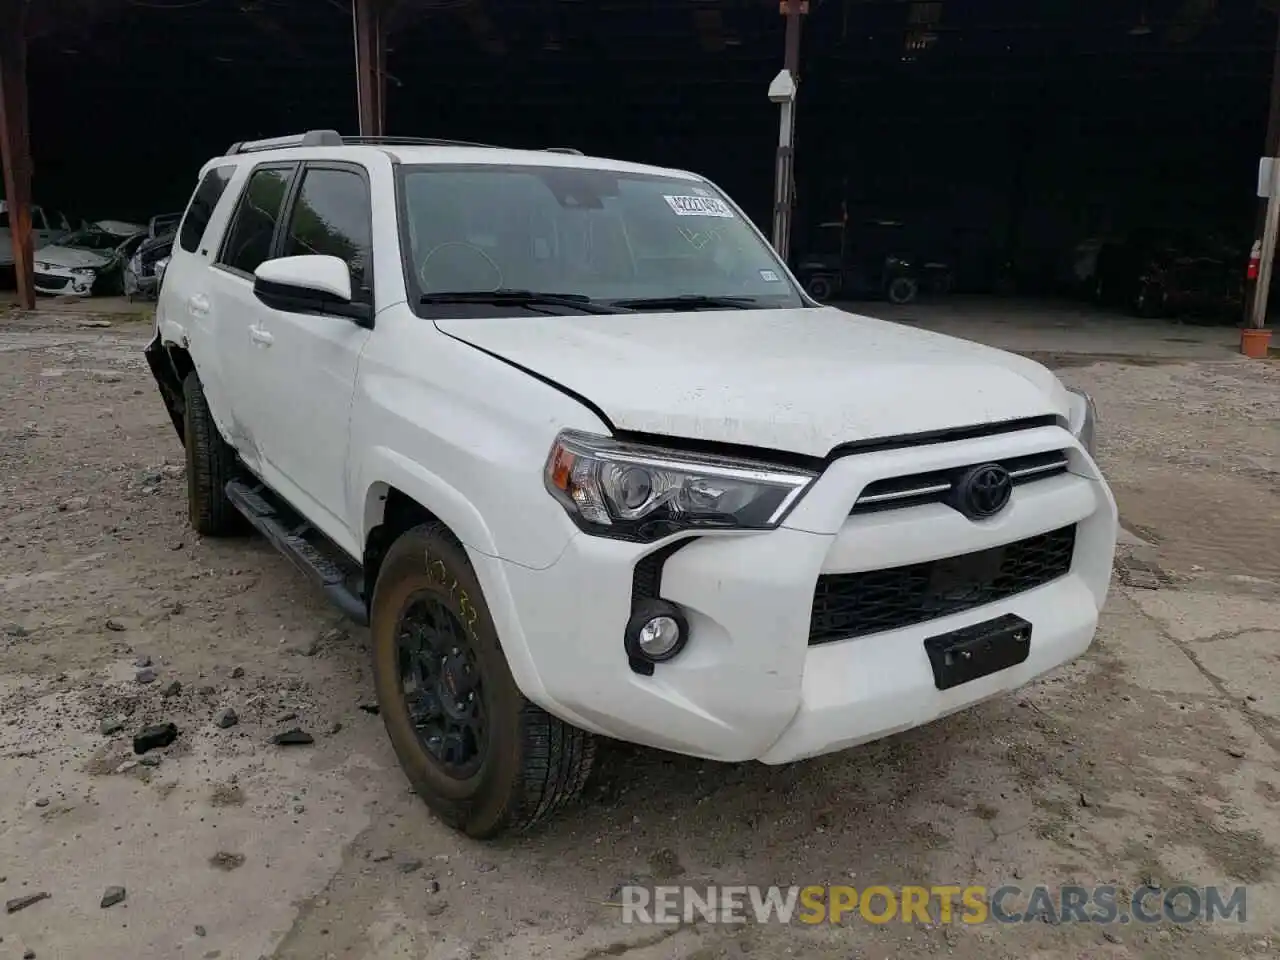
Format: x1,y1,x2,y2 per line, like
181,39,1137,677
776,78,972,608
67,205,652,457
923,614,1032,691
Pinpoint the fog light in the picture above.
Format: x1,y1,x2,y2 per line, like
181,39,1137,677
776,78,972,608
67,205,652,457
625,600,689,671
638,615,681,658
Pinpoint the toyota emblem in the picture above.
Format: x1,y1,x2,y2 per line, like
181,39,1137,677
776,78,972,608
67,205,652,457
953,463,1013,519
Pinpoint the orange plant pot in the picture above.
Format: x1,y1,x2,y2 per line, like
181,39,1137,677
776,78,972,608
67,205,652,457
1241,327,1273,359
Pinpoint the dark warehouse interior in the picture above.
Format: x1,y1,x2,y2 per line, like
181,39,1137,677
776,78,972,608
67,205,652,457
9,0,1280,293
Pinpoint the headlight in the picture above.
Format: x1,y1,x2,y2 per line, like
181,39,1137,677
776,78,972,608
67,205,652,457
71,266,98,276
1066,387,1097,457
544,430,815,542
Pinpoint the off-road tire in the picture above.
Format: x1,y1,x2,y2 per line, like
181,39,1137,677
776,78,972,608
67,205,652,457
182,371,240,536
370,523,595,838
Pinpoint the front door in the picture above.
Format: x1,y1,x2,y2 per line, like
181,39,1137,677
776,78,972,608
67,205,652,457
243,162,375,556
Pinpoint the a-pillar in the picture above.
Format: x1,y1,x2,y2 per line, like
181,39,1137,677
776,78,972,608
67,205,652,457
353,0,388,137
0,1,34,310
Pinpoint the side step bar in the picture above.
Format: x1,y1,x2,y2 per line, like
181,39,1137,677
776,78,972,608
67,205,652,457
225,479,369,626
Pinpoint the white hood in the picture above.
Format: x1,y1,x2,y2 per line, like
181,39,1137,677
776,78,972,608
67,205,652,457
34,245,111,269
435,306,1072,458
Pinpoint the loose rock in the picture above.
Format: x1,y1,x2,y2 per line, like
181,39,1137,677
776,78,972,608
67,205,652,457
59,496,89,513
327,720,342,735
24,949,35,959
195,925,207,937
230,667,245,679
133,722,179,754
34,798,49,808
100,886,127,908
371,850,393,863
100,717,125,735
6,892,50,914
214,708,239,730
358,703,380,715
161,680,183,698
293,638,320,657
139,755,162,767
135,654,152,667
271,728,314,746
3,622,29,638
1226,747,1246,759
319,627,348,645
1079,792,1091,808
209,851,245,871
398,858,424,874
135,667,156,684
1103,931,1122,944
105,618,127,632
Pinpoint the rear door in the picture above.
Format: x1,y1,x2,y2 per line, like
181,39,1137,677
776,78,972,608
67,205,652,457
245,161,374,552
204,162,299,475
159,163,241,431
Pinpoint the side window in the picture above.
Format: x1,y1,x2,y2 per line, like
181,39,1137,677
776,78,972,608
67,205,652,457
178,165,236,254
217,167,292,275
281,167,373,301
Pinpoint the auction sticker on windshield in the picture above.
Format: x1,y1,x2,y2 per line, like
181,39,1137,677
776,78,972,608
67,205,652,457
664,195,735,218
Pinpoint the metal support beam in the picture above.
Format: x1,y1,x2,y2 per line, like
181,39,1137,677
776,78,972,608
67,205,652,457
772,0,806,264
353,0,388,137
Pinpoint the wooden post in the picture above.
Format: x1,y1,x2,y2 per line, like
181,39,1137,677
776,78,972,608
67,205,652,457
0,3,34,310
353,0,387,137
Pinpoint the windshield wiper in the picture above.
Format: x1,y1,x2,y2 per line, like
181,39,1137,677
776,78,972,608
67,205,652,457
607,294,757,311
419,289,618,315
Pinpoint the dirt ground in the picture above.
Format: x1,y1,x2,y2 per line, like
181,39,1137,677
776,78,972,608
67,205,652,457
1,299,1279,960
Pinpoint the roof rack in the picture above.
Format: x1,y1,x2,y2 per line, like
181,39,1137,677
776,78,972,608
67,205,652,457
340,135,500,148
225,131,587,158
226,130,503,156
225,129,343,155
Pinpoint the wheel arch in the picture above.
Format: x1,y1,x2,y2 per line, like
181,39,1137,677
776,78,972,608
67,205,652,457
359,468,551,713
144,334,196,442
358,451,502,600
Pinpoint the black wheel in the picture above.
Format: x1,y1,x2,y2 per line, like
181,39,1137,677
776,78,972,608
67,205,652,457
806,275,834,301
370,523,595,839
182,371,240,536
888,276,919,305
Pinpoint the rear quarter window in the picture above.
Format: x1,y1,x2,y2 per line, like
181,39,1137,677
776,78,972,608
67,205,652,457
179,165,237,254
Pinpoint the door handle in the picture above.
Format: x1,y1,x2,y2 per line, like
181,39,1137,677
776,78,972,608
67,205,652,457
187,294,210,316
249,324,274,347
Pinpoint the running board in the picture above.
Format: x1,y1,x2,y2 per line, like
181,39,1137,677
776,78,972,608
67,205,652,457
225,479,369,626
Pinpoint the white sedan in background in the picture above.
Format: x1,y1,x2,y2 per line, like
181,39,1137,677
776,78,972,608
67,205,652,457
33,222,146,297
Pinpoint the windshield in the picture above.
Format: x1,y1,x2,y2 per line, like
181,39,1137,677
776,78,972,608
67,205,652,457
398,164,804,313
57,229,128,252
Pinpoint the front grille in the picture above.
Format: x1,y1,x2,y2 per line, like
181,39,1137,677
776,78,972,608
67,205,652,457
34,273,69,290
808,525,1076,646
850,449,1069,516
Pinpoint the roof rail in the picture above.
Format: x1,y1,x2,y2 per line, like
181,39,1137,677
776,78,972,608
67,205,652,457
340,135,499,149
543,147,584,155
226,129,343,155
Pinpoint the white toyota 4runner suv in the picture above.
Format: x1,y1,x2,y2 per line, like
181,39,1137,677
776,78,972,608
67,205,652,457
145,130,1118,838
